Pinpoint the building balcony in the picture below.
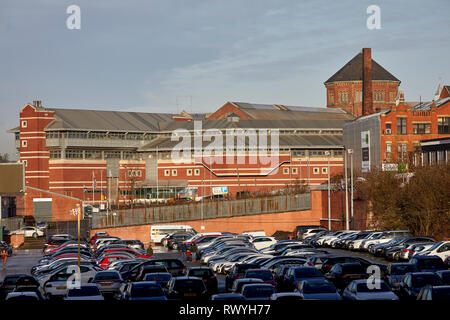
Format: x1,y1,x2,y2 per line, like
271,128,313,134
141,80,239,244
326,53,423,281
45,137,148,149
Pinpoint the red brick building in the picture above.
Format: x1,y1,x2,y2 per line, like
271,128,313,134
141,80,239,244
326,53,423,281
325,48,401,117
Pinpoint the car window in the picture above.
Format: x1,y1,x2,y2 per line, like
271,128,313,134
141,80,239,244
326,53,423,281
356,282,390,292
131,284,164,297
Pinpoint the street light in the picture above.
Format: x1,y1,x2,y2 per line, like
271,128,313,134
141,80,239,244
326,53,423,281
344,149,349,230
325,151,331,230
348,148,354,229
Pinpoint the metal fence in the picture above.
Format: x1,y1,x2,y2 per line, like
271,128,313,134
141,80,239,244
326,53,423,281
91,193,311,229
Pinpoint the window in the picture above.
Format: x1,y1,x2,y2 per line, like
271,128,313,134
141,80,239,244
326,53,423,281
322,167,327,174
386,143,391,153
104,151,120,159
50,150,62,159
339,92,349,104
164,170,170,176
21,121,27,128
313,168,319,174
194,169,200,176
397,117,407,135
85,150,102,159
21,140,27,147
374,91,384,101
438,117,449,134
292,168,298,174
293,151,306,157
389,92,396,102
172,169,177,176
412,123,431,134
65,149,83,159
385,123,391,135
398,143,408,162
22,160,27,167
187,169,192,176
329,93,334,105
283,168,289,175
15,133,20,140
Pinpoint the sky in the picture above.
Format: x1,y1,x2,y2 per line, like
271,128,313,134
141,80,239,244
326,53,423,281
0,0,449,159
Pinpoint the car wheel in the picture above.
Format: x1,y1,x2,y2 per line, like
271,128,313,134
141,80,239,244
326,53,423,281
172,243,178,250
33,233,38,239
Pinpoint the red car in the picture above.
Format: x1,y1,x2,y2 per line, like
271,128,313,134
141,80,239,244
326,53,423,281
99,248,150,259
98,255,132,269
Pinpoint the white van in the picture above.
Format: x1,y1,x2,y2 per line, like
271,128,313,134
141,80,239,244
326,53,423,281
150,224,195,244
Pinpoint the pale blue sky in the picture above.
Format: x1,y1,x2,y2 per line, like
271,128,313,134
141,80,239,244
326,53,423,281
1,0,449,158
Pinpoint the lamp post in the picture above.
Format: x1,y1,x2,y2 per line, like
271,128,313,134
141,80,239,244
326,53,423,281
348,148,354,230
325,151,331,230
344,150,349,230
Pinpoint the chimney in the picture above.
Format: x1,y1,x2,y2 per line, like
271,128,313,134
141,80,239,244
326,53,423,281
362,48,373,116
33,100,42,108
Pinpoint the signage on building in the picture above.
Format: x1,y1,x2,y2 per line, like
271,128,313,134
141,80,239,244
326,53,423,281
361,131,370,172
382,163,408,173
212,186,228,195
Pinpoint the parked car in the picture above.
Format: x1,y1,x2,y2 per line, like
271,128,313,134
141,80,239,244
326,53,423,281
325,263,368,290
241,283,276,300
0,274,29,300
243,269,277,287
269,292,303,301
251,236,277,250
342,279,399,300
122,281,167,301
185,267,218,295
397,272,443,299
166,276,207,300
416,241,450,262
408,255,448,272
435,270,450,285
283,266,325,291
386,263,417,289
295,279,341,300
64,284,104,301
210,293,246,300
143,273,172,289
91,270,123,294
416,285,450,301
225,263,260,291
9,226,44,238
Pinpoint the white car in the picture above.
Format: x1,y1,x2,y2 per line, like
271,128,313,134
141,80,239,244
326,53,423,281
350,232,382,250
342,280,399,300
360,231,412,251
416,241,450,261
9,226,44,238
64,284,104,300
6,292,41,301
252,236,277,250
39,264,100,289
322,231,355,246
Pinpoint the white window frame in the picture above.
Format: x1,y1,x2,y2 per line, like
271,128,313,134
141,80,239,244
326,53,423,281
21,140,27,147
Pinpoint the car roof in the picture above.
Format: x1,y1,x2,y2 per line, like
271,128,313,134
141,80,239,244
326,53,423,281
172,276,203,281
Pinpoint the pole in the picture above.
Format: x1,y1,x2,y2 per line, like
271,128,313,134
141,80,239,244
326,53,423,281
156,147,159,203
350,151,354,229
327,152,331,230
92,171,95,206
344,150,349,230
77,203,81,273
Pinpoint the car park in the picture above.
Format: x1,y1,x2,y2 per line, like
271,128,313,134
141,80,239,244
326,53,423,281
386,263,417,289
397,272,443,299
9,226,44,238
144,273,172,289
185,267,218,294
325,263,369,290
416,285,450,301
283,266,325,291
167,276,207,300
408,255,448,272
244,269,277,287
91,270,123,294
122,282,167,301
64,284,104,301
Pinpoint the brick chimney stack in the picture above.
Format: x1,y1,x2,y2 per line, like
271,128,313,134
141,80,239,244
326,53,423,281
362,48,373,116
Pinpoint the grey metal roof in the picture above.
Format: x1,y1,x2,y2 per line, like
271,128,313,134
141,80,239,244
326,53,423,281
158,119,348,132
325,52,400,84
44,108,177,132
231,102,353,120
138,134,343,152
411,97,450,111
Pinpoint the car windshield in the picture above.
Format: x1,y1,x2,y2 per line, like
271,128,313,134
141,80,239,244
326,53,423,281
189,269,213,278
95,272,120,280
174,280,205,291
145,274,171,282
356,282,390,293
68,286,101,297
246,271,273,281
426,241,442,251
417,258,444,267
433,287,450,299
390,265,416,275
294,268,323,278
412,275,442,287
244,286,275,298
303,282,336,294
342,265,364,274
130,284,164,297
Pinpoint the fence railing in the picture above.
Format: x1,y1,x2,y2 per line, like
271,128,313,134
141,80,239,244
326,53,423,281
91,193,311,229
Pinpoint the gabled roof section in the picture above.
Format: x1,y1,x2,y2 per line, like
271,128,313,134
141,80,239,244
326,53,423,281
44,108,176,132
325,52,400,84
230,102,354,121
